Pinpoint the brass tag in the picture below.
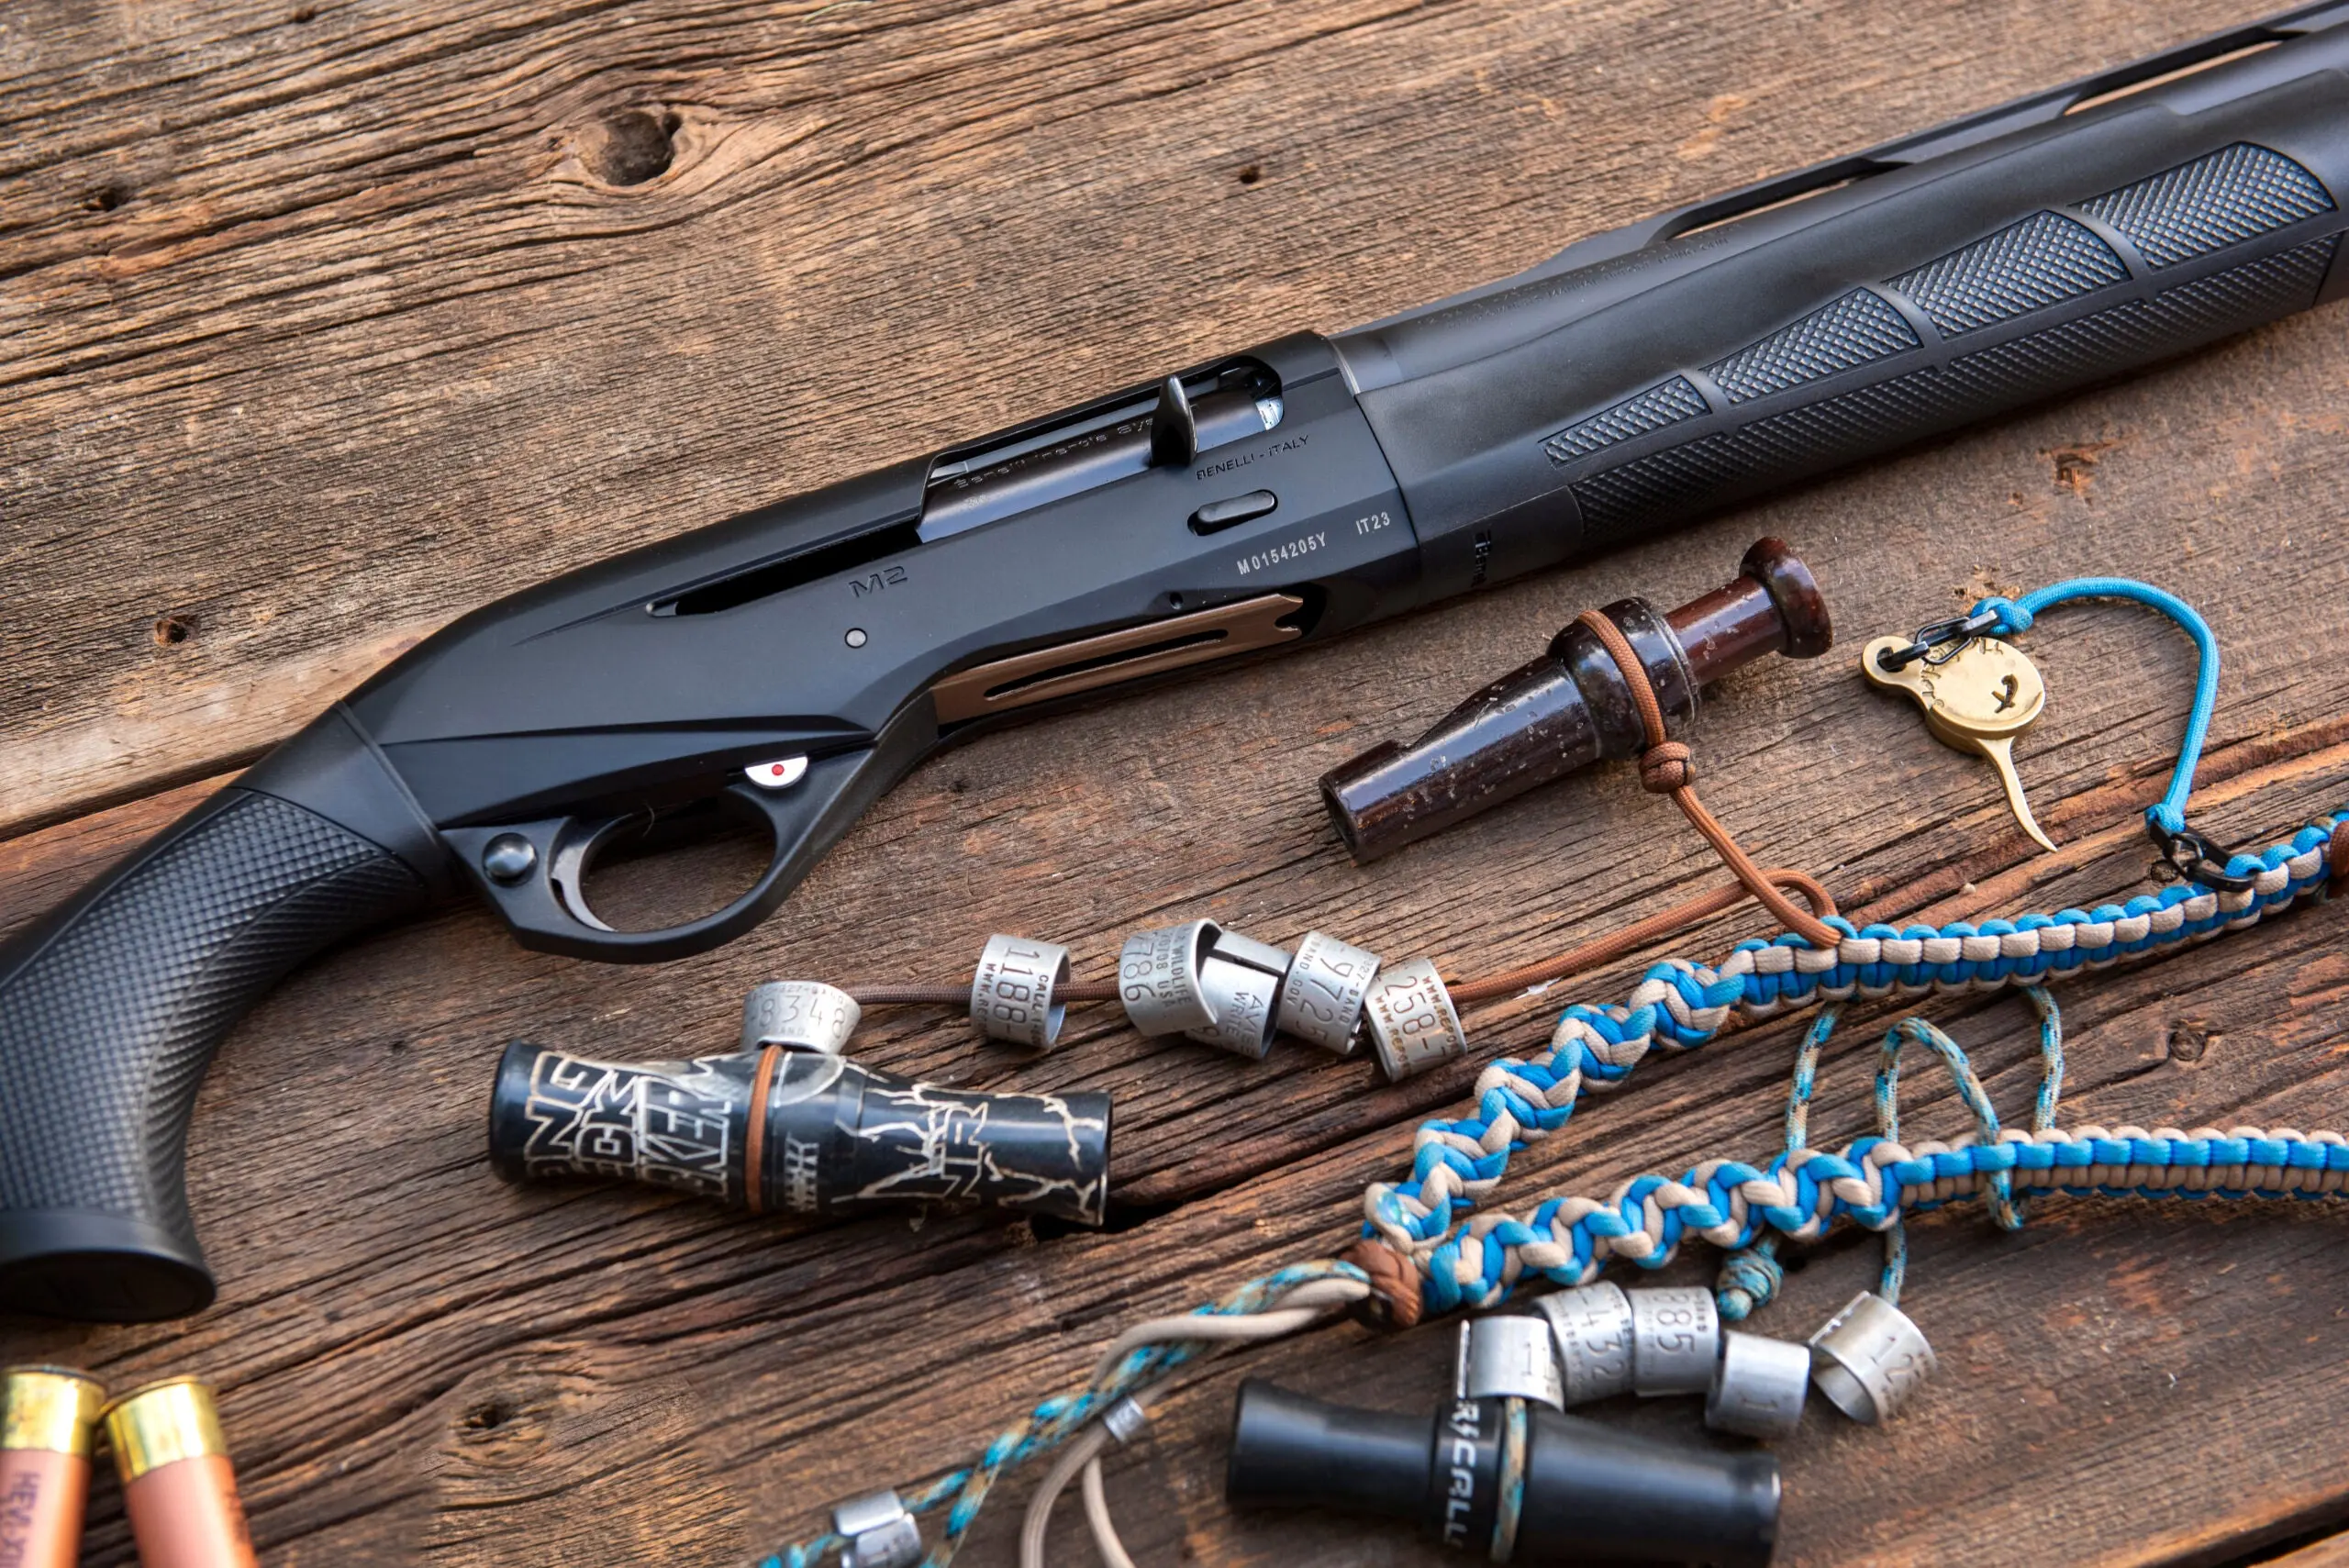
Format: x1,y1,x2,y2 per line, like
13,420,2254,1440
1863,634,2057,852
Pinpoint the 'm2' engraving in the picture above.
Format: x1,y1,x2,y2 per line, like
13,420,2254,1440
852,565,908,596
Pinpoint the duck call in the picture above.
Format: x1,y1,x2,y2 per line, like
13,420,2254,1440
489,1040,1112,1227
1227,1379,1779,1566
1321,539,1831,860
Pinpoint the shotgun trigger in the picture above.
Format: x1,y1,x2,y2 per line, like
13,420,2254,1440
437,730,922,963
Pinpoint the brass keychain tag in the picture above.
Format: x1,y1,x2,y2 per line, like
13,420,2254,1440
1863,634,2057,851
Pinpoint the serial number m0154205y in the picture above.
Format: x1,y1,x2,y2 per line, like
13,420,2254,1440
1235,529,1329,575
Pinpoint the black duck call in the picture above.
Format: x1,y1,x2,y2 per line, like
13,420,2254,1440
1227,1379,1779,1566
488,1041,1111,1227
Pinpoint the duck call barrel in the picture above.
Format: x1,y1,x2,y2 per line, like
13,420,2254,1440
0,1366,105,1568
1227,1379,1778,1566
1320,538,1831,862
488,1043,1112,1226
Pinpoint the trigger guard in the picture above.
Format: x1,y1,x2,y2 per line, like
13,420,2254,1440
440,775,826,964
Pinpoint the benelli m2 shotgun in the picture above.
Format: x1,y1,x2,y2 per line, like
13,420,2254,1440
6,7,2349,1323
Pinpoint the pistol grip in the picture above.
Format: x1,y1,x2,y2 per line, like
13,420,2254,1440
0,714,442,1320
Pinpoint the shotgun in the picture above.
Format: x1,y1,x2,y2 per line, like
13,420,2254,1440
5,4,2346,1323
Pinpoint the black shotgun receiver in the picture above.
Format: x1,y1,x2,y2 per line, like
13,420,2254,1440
5,5,2348,1321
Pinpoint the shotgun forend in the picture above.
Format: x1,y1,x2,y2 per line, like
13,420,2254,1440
5,3,2348,1321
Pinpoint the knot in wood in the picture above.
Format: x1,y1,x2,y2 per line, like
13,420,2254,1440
1640,740,1694,793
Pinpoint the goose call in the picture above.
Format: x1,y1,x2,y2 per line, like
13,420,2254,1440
4,4,2347,1321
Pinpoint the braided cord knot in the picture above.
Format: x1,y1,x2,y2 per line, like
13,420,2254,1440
1714,1243,1784,1320
1639,740,1694,793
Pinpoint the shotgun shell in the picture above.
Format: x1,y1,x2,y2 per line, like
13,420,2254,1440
1,1366,106,1568
103,1377,257,1568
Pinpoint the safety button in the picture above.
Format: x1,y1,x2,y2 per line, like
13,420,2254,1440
743,755,808,789
1189,490,1277,534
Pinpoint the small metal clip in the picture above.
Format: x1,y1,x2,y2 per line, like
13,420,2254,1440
2148,821,2257,895
969,934,1073,1050
740,981,861,1056
835,1489,923,1568
1873,607,2000,673
1102,1396,1149,1446
1455,1316,1565,1409
1705,1329,1809,1440
1808,1292,1935,1424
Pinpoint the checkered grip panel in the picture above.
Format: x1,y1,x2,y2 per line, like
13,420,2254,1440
1572,236,2337,541
1704,288,1920,403
2078,142,2334,269
1542,375,1709,465
1887,211,2130,335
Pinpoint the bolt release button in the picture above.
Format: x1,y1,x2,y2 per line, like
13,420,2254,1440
1188,490,1277,535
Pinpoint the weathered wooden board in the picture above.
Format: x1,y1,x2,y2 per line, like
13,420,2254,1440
2275,1537,2349,1568
5,1,2349,1566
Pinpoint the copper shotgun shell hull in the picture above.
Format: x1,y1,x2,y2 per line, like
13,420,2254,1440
0,1447,86,1568
103,1377,257,1568
1,1366,106,1568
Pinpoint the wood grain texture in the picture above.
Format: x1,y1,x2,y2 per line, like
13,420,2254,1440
2270,1538,2349,1568
5,2,2349,1566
